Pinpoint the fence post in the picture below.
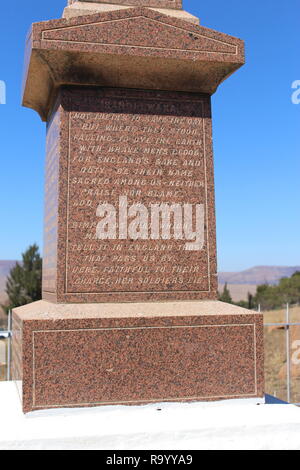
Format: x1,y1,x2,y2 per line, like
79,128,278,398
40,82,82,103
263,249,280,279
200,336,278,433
6,310,12,381
286,303,291,403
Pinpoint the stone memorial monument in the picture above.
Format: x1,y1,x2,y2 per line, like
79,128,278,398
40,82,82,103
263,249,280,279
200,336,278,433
12,0,264,413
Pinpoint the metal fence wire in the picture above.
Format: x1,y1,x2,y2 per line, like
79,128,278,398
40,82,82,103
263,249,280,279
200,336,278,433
264,304,300,405
0,310,11,382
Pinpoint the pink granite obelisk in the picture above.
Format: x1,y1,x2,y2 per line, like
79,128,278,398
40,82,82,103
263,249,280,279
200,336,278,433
12,0,264,413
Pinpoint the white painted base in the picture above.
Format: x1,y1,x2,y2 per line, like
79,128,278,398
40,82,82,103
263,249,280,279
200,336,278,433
0,382,299,450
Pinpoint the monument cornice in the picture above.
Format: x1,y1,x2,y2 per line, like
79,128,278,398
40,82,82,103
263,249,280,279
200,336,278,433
22,6,244,121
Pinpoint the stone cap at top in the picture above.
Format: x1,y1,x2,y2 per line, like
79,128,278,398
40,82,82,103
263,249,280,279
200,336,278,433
67,0,182,9
23,6,244,120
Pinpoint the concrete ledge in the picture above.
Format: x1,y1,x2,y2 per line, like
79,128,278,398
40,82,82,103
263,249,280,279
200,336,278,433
13,299,261,320
1,382,300,450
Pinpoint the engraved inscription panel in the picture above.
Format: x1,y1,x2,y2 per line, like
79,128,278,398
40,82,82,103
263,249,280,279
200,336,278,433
60,88,215,297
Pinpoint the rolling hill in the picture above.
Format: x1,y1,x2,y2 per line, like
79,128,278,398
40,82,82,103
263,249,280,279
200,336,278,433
218,266,300,301
218,266,300,286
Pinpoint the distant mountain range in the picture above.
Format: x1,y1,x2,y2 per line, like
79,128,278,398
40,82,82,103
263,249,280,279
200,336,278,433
218,266,300,286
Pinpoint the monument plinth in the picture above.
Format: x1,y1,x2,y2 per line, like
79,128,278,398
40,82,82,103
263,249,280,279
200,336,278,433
13,0,264,413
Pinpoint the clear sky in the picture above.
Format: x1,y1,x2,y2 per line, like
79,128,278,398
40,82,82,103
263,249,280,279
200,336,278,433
0,0,299,271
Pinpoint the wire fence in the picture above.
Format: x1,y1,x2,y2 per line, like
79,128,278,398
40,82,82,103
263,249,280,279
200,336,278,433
1,306,300,405
0,311,11,382
263,303,300,405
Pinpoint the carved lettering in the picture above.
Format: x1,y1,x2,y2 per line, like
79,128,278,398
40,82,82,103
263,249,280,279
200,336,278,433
64,91,209,294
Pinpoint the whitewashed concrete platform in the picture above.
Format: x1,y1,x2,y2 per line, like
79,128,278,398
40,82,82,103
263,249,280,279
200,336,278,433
0,382,300,450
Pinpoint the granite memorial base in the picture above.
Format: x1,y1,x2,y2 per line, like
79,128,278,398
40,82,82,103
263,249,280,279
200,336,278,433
12,300,263,413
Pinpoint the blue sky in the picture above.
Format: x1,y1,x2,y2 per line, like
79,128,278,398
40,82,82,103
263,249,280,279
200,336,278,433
0,0,299,271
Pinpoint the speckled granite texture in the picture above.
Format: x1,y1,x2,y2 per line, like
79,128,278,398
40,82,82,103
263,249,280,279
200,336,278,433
42,87,218,303
68,0,182,8
22,7,244,121
12,301,264,413
63,2,199,24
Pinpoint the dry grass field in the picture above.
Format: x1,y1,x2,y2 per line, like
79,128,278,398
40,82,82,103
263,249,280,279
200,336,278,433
264,305,300,324
0,339,6,381
264,306,300,403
